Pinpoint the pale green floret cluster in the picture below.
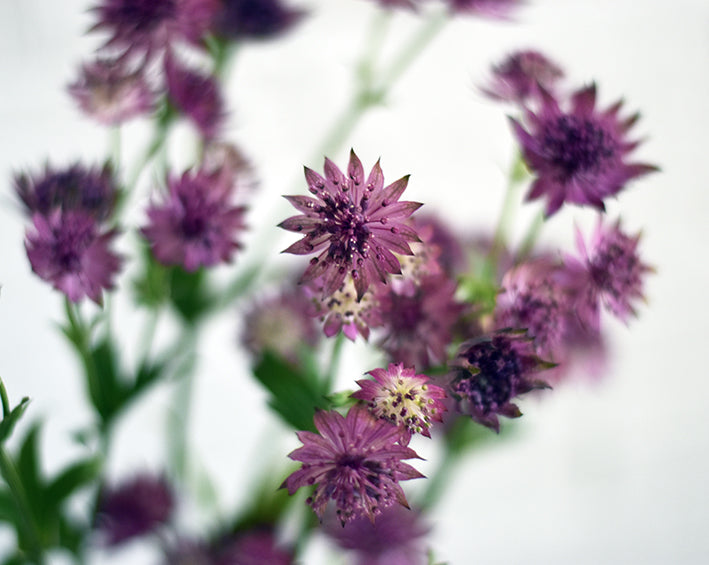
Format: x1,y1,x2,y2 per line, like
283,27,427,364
370,377,437,434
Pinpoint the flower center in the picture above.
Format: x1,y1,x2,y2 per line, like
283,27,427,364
320,195,371,266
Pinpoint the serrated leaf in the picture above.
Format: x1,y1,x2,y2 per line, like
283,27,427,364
0,397,31,443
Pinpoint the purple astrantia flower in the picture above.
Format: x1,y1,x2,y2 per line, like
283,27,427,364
282,404,424,524
95,473,174,546
565,218,652,330
510,84,658,216
352,363,446,439
449,329,552,432
214,530,293,565
25,210,123,305
90,0,218,61
446,0,523,18
305,275,382,341
494,257,570,362
162,539,213,564
242,285,320,363
324,505,430,565
481,49,564,104
376,274,462,369
14,162,118,221
212,0,305,40
412,214,467,278
165,52,225,140
68,57,154,126
142,167,246,271
279,150,422,300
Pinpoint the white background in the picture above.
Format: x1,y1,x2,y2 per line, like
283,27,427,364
1,1,708,564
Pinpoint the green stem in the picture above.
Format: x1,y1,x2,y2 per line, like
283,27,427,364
418,446,458,511
0,378,10,419
109,126,121,172
489,151,524,272
0,446,45,564
323,333,345,395
516,209,545,261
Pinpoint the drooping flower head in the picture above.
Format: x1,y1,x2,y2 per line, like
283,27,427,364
68,57,154,126
25,210,123,305
90,0,218,60
280,150,422,300
14,162,118,221
165,52,225,140
324,504,430,565
511,84,658,216
352,363,446,439
212,0,305,40
282,404,424,524
142,167,247,271
565,218,652,330
481,49,564,104
446,0,524,18
449,329,552,432
95,473,174,546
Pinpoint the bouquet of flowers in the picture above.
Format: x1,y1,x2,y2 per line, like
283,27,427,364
0,0,662,563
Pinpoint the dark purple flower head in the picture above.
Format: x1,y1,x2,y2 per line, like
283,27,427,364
165,52,225,140
280,150,422,300
449,329,552,432
142,167,247,271
511,84,659,216
91,0,218,60
282,404,424,525
212,0,305,40
95,473,174,546
25,210,123,305
214,530,294,565
305,275,382,341
565,218,652,329
352,363,446,440
482,49,564,104
68,57,154,126
14,162,118,221
376,274,462,369
446,0,523,18
324,505,430,565
162,539,213,564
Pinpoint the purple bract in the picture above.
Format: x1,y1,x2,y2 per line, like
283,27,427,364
481,49,564,104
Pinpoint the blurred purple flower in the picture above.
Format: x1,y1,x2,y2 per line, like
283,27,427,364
282,404,423,524
95,473,174,546
449,329,552,432
214,530,293,565
142,167,246,271
481,49,564,104
25,210,122,305
510,84,658,216
279,149,422,300
352,363,446,440
212,0,305,40
446,0,523,18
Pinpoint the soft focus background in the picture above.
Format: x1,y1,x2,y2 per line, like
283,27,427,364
1,0,708,563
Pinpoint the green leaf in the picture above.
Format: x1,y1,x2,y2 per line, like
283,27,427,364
132,244,170,308
16,424,44,523
0,397,31,444
252,353,330,432
168,267,213,323
0,487,18,524
45,457,102,509
89,337,127,422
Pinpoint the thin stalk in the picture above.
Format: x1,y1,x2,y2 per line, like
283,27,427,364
517,209,545,261
323,333,345,395
418,446,458,511
109,126,121,172
0,378,10,419
489,151,524,271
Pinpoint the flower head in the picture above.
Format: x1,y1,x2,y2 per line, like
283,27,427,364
449,329,552,432
446,0,523,18
352,363,446,439
68,57,154,126
95,473,174,546
511,84,658,216
142,167,246,271
14,162,118,221
482,49,564,104
25,210,123,305
212,0,305,40
324,505,430,565
214,530,294,565
279,150,422,300
165,52,225,140
282,404,424,524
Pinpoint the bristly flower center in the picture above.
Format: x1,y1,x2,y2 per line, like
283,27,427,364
320,194,371,270
543,115,616,179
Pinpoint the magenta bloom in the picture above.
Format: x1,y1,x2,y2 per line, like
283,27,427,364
566,218,652,329
25,210,122,305
481,49,564,104
282,404,424,524
352,363,446,439
449,329,552,432
95,473,174,546
324,505,430,565
212,0,305,40
14,162,118,221
446,0,523,18
142,168,246,271
68,57,154,126
376,274,462,369
511,84,658,216
165,52,225,140
279,150,422,300
91,0,218,60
